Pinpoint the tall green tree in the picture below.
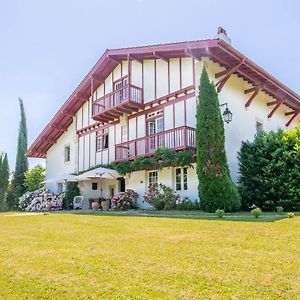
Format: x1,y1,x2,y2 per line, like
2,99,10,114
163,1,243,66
0,153,9,210
14,98,29,197
196,68,240,212
24,165,45,192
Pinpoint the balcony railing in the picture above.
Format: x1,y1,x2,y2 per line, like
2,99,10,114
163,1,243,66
115,126,196,162
92,84,143,122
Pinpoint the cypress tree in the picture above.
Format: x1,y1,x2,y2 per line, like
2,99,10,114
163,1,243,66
0,153,9,210
196,68,240,212
14,98,29,197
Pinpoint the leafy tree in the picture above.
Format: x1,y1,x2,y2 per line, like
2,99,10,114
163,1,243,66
196,68,240,212
24,165,45,192
238,124,300,211
14,98,29,197
0,153,9,210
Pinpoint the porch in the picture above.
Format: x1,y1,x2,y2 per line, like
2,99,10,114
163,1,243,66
115,126,196,162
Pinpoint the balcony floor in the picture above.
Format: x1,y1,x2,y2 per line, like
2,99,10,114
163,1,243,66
93,100,144,122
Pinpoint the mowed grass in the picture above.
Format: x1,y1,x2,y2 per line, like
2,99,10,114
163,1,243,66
0,213,299,299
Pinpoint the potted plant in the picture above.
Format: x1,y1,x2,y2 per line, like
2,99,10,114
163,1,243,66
101,199,110,211
91,200,99,211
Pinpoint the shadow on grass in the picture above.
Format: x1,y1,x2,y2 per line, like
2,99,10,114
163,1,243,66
70,210,295,222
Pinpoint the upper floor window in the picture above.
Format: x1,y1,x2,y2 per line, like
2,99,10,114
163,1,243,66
96,128,109,151
256,121,263,134
114,76,128,103
121,125,128,143
147,110,164,135
64,146,71,162
175,168,188,191
148,171,158,187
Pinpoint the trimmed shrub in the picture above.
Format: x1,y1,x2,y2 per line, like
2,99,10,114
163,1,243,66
215,209,224,218
251,207,262,218
287,212,295,218
238,125,300,211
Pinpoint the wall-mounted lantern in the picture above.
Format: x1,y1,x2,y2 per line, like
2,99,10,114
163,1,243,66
219,103,232,124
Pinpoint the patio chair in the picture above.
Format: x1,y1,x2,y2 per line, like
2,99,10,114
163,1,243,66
73,196,83,210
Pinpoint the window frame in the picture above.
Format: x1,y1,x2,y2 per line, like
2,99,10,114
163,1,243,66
96,128,109,152
175,167,188,191
148,171,158,187
92,182,98,190
64,145,71,163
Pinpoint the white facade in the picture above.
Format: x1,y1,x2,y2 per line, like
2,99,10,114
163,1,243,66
43,52,299,208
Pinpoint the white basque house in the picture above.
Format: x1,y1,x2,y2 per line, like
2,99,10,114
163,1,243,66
27,29,300,209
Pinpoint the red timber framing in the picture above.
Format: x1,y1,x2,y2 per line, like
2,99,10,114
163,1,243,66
27,38,300,158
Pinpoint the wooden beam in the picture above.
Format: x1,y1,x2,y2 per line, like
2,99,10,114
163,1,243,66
51,124,66,131
128,54,143,64
286,112,298,127
75,93,88,102
91,75,103,84
215,59,245,92
44,138,56,143
268,102,281,118
245,85,261,94
153,51,169,62
267,100,278,106
62,109,74,116
285,110,297,116
215,60,245,79
107,54,122,63
245,86,262,108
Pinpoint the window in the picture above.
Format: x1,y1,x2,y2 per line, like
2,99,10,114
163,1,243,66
64,146,71,162
118,177,125,192
256,122,263,134
175,168,188,191
92,182,98,190
114,76,128,103
121,125,128,143
148,171,158,187
147,111,164,152
96,128,109,151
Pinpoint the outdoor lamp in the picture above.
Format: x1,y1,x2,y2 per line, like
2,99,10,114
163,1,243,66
219,103,232,124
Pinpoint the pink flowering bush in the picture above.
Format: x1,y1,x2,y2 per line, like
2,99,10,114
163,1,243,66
144,183,178,210
111,189,138,210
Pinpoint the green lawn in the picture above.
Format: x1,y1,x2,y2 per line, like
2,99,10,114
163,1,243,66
0,213,299,299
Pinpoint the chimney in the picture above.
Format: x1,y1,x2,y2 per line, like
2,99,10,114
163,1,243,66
215,27,231,44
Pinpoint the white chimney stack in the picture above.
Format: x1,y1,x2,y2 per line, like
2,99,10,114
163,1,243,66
215,27,231,44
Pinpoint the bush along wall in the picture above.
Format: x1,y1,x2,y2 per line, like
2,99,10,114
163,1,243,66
238,124,300,211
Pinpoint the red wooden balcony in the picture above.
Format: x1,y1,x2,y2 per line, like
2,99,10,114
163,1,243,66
115,126,196,162
92,84,143,122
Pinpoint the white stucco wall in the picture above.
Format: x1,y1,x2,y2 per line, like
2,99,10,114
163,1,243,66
45,54,299,204
45,120,77,193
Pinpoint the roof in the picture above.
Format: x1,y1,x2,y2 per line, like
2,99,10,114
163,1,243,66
27,38,300,158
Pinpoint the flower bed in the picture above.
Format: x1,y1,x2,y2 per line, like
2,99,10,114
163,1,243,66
19,188,64,212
